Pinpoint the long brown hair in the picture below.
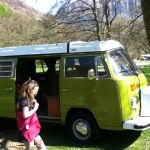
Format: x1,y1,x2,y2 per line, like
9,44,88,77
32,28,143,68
20,80,39,106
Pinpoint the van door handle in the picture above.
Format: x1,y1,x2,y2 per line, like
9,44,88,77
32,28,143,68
4,88,13,91
62,88,70,92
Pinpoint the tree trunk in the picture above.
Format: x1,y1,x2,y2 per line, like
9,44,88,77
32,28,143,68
141,0,150,46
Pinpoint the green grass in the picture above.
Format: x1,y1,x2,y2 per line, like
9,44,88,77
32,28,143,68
2,120,150,150
140,65,150,83
140,66,150,75
40,123,150,150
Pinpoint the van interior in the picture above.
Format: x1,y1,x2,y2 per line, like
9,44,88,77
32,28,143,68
16,56,60,118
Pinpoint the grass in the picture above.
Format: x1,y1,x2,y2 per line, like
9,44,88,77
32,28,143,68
140,65,150,83
39,122,150,150
1,120,150,150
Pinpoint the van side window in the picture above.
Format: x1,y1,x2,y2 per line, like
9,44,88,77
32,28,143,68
65,56,95,77
96,56,107,76
0,60,14,77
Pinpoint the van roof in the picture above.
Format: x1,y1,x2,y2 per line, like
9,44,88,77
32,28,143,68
0,40,124,57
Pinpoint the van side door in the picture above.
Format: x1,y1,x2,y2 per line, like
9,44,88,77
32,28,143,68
0,59,16,118
61,55,96,109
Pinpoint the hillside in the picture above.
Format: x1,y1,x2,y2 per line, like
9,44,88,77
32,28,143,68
0,0,43,19
0,0,49,47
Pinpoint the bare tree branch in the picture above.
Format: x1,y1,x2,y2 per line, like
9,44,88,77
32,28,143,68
120,13,142,31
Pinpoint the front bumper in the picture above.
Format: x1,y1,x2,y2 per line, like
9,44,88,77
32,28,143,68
123,116,150,131
123,86,150,131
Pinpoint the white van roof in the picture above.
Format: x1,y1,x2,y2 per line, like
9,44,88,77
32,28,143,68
0,40,124,57
69,40,123,53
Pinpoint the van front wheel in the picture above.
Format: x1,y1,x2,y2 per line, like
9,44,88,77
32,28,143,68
67,112,99,143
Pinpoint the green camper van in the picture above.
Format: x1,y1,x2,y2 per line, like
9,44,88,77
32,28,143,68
0,40,150,143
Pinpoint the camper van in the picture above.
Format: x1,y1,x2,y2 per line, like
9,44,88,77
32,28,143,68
135,54,150,67
0,40,150,143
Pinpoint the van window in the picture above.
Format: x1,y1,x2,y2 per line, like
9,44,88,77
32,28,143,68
0,60,14,77
96,56,107,76
35,59,48,73
65,56,95,77
108,49,137,75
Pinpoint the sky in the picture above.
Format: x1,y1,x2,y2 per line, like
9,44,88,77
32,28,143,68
24,0,59,13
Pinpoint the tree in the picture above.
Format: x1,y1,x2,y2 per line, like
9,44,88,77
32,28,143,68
56,0,122,41
141,0,150,46
41,0,148,58
0,14,47,47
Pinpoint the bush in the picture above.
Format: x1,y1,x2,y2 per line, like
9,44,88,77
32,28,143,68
0,4,11,17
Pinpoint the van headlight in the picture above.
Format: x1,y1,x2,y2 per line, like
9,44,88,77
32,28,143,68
131,96,137,110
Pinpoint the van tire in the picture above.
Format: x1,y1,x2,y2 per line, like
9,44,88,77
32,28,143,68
67,112,99,143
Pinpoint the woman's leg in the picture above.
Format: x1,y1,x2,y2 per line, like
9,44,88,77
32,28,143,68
26,141,34,150
34,135,46,150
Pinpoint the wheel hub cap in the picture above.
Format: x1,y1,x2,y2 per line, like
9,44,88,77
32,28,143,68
73,119,91,140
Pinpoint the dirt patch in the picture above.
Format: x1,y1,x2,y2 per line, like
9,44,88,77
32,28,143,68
0,131,25,150
0,118,26,150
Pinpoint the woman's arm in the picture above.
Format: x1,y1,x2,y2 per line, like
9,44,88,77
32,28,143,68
22,102,39,119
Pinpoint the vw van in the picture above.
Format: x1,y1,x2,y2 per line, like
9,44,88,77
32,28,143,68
135,54,150,67
0,40,150,143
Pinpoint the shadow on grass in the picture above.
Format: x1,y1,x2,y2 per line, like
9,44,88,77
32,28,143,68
40,122,141,150
0,119,141,150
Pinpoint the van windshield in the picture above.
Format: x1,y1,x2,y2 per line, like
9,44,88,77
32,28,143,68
108,49,139,75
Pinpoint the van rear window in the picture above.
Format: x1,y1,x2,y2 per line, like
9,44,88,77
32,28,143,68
0,60,14,77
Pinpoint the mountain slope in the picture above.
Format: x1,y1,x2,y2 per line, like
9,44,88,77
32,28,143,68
0,0,43,19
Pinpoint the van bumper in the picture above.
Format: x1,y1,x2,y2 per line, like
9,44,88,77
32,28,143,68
123,116,150,131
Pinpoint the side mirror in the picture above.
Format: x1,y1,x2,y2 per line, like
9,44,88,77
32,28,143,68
88,69,96,80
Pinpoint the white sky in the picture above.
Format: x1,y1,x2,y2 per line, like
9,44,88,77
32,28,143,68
24,0,58,13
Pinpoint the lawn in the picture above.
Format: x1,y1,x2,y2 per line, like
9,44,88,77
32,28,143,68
40,122,150,150
140,65,150,84
1,120,150,150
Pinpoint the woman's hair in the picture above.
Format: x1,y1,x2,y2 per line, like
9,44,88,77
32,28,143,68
20,80,39,105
